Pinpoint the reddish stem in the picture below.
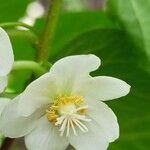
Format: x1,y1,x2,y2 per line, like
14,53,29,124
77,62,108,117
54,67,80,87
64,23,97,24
1,138,14,150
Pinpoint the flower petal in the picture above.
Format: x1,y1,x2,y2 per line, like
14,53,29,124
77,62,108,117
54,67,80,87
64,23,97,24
0,98,10,115
0,28,14,76
69,121,109,150
0,96,43,138
49,55,101,94
75,76,130,101
19,55,100,117
0,76,7,93
18,73,58,117
87,99,119,142
25,116,69,150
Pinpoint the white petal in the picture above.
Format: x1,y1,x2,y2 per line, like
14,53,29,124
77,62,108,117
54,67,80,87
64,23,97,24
0,28,14,76
0,98,10,115
25,116,69,150
18,73,58,117
49,55,101,94
87,99,119,142
69,121,109,150
0,76,7,93
0,98,10,137
0,96,43,138
75,76,130,101
19,55,100,117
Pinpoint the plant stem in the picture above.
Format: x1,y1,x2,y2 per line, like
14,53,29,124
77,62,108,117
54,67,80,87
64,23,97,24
8,30,38,44
1,138,14,150
0,22,34,32
13,61,46,77
0,22,38,44
36,0,62,62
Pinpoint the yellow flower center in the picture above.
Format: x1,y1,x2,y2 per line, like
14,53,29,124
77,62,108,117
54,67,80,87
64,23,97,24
46,95,91,136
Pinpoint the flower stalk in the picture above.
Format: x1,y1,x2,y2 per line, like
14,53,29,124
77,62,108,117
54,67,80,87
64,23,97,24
1,138,14,150
36,0,62,63
0,22,38,41
0,22,33,31
12,60,46,77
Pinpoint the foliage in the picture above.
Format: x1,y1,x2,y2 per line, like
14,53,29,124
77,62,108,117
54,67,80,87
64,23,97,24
0,0,30,22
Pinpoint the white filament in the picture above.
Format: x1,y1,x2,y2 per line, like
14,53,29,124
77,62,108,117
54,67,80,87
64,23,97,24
55,105,91,136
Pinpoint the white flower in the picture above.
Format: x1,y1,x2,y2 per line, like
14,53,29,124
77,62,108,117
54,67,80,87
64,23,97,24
0,55,130,150
0,98,10,136
0,28,14,117
0,27,14,93
0,98,10,116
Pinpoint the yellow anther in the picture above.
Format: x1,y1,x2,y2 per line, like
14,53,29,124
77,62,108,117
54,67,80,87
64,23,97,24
54,95,84,107
46,95,86,123
78,108,87,115
46,110,58,122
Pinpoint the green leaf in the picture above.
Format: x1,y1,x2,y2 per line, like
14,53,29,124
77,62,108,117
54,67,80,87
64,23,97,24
107,0,150,70
0,0,30,22
51,28,150,149
34,11,117,57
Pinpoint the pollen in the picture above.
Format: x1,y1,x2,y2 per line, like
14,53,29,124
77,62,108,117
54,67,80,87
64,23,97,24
46,110,58,122
46,95,91,136
54,95,84,107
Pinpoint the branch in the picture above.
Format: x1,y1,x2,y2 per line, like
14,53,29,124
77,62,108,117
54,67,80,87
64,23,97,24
36,0,62,62
13,60,46,77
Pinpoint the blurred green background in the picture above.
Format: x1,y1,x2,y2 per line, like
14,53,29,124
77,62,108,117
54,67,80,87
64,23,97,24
0,0,150,149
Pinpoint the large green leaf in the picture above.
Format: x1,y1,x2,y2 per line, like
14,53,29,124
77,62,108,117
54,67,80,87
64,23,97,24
107,0,150,69
0,0,30,22
52,11,117,55
51,29,150,150
35,11,117,57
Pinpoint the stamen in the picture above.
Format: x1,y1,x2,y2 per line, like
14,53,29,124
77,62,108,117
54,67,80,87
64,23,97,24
66,119,70,136
55,115,65,126
76,105,89,111
73,119,88,132
46,95,91,136
73,119,87,132
60,117,68,136
70,119,77,136
73,114,91,122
